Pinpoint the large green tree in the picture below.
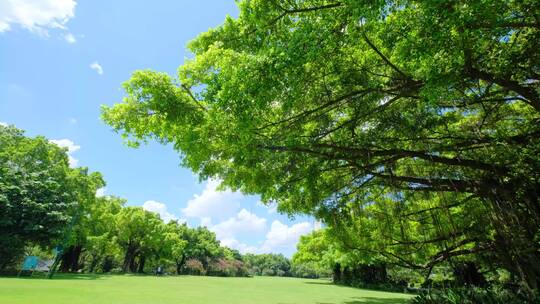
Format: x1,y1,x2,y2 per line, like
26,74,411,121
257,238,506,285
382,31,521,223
102,0,540,291
0,125,76,269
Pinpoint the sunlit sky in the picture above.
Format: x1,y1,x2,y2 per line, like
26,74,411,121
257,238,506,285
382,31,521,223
0,0,318,257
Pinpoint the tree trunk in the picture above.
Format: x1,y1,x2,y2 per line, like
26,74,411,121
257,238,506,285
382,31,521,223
122,245,136,273
89,254,99,273
176,261,181,275
176,254,186,275
129,253,138,273
332,263,341,283
70,245,82,272
59,245,83,272
59,246,74,272
137,256,146,273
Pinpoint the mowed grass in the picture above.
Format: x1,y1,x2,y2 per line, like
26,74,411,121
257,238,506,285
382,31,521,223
0,274,413,304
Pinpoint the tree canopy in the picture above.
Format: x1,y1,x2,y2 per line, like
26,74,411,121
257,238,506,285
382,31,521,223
0,125,78,268
102,0,540,292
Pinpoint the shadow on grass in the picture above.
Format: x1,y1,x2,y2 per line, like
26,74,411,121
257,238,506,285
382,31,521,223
304,281,333,286
314,298,408,304
305,281,412,304
5,273,108,280
49,274,107,280
343,297,410,304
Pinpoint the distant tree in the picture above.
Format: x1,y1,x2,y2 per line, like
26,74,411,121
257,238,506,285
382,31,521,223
293,229,387,284
244,253,291,277
162,221,188,274
115,207,164,273
85,196,124,273
179,226,222,271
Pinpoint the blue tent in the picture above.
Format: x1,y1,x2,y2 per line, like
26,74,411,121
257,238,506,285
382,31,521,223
21,256,39,270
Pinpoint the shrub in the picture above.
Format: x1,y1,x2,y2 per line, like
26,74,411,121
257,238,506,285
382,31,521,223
262,268,275,276
207,258,249,277
183,259,206,275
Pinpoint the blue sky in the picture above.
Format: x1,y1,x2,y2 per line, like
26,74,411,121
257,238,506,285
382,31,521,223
0,0,317,257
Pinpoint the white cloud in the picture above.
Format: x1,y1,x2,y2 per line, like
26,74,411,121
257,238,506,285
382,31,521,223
49,138,80,167
142,200,178,223
181,179,313,256
0,0,76,36
95,187,106,197
220,238,258,254
68,117,77,124
219,219,314,255
90,61,103,75
182,179,242,222
211,209,267,239
259,220,313,253
63,32,75,43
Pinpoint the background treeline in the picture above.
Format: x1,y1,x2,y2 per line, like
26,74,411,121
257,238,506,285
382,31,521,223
0,125,317,278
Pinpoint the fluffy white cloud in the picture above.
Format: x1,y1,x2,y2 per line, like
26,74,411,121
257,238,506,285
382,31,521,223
181,179,313,255
182,179,242,222
220,220,314,255
95,187,106,197
220,238,258,254
49,138,80,167
259,220,314,253
211,209,267,239
142,200,179,223
63,32,75,43
0,0,76,36
89,61,103,75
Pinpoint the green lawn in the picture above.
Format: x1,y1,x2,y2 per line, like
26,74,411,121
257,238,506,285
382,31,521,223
0,274,413,304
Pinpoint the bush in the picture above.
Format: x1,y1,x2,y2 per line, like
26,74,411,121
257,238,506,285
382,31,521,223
183,259,206,275
262,268,275,276
207,258,249,277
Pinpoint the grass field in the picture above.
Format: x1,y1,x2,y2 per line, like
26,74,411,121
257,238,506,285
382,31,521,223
0,274,413,304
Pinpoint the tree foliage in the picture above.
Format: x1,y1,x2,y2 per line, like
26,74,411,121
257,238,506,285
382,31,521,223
0,126,251,277
0,125,76,268
244,253,291,276
102,0,540,292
